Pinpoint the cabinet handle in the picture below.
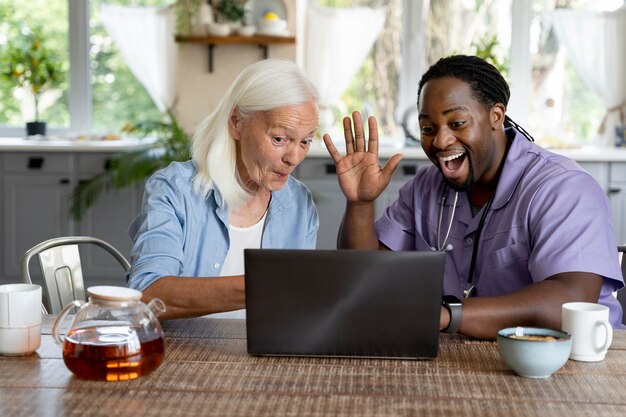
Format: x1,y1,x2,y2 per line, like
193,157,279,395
402,165,417,176
59,178,70,185
325,164,337,174
608,187,622,194
27,157,44,169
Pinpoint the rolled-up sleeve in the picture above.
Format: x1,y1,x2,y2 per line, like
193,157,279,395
127,172,186,291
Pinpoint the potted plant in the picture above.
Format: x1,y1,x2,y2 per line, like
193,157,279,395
0,27,64,136
69,110,191,220
213,0,246,28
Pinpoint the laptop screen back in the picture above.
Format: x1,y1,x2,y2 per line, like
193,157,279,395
244,249,446,359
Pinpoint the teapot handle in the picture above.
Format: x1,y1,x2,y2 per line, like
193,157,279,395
52,300,86,347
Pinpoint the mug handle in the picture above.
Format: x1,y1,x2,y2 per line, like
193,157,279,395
51,300,86,347
595,319,613,353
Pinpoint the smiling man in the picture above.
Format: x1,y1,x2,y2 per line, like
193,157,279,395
324,55,624,340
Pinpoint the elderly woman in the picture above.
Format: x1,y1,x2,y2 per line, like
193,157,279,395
127,59,319,319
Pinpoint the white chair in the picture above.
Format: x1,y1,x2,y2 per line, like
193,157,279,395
618,245,626,325
21,236,131,314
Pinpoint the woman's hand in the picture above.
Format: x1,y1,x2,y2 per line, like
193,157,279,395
323,111,403,203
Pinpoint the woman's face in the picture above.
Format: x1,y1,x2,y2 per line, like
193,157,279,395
230,101,318,193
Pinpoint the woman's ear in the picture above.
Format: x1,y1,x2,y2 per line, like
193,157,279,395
490,103,506,130
229,107,241,140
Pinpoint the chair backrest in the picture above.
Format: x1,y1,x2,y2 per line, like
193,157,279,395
21,236,131,314
618,245,626,325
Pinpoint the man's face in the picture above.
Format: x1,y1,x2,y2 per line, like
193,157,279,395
230,101,318,193
418,77,505,192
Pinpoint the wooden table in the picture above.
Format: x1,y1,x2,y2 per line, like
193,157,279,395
1,317,625,417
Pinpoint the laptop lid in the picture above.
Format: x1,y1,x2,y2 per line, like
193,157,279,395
244,249,446,360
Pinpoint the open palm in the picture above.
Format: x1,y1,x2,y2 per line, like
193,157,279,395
323,112,403,203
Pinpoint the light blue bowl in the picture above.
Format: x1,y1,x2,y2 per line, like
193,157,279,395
497,327,572,378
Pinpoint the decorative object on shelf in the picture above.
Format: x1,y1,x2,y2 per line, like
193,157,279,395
198,1,215,34
0,26,63,137
257,10,288,36
208,22,232,36
250,0,288,26
237,25,256,36
69,110,191,221
214,0,246,30
174,0,203,36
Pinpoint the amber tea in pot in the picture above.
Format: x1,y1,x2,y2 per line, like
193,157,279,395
53,286,166,381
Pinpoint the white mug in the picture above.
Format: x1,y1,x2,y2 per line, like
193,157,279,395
562,302,613,362
0,283,42,356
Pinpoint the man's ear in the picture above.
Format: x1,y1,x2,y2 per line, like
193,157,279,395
229,107,241,140
490,103,506,129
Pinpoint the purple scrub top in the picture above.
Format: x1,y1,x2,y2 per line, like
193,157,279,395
376,128,625,328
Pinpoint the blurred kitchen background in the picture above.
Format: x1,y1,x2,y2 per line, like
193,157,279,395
1,0,624,148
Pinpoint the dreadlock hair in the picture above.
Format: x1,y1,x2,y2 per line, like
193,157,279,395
417,54,534,142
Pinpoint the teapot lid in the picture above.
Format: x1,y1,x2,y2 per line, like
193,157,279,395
87,286,142,301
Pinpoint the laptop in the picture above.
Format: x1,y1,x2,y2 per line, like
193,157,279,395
244,249,446,360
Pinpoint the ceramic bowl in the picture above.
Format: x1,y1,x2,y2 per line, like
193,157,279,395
208,22,231,37
257,18,287,36
497,327,572,378
237,25,256,37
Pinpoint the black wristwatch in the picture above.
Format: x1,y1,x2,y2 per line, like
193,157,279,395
441,295,463,333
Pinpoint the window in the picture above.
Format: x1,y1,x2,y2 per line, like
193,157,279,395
316,0,624,146
2,0,623,144
527,0,624,146
0,0,69,134
0,0,161,137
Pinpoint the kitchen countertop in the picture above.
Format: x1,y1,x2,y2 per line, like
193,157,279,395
307,140,626,162
2,136,626,162
0,136,156,152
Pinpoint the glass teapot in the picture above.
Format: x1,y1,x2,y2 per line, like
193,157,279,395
52,286,166,381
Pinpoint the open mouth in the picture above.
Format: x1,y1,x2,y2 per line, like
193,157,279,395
438,151,467,178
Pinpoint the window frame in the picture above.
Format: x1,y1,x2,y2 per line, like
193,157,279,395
400,0,532,129
1,0,536,138
0,0,90,137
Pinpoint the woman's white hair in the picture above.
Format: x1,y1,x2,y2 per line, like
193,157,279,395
191,58,319,210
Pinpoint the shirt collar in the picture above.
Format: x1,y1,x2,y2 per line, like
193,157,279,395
209,176,296,220
491,127,535,210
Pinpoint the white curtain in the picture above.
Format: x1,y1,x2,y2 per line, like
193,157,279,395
100,4,178,113
552,8,626,147
303,5,386,140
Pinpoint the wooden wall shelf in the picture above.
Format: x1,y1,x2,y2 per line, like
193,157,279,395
175,35,296,73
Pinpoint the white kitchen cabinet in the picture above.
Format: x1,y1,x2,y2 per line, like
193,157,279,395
295,159,426,249
0,152,143,285
74,153,144,283
296,159,343,249
2,154,73,278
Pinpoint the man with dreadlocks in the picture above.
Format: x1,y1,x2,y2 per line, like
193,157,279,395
323,54,624,340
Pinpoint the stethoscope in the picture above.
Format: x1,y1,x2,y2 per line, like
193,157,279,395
433,188,458,252
432,186,496,298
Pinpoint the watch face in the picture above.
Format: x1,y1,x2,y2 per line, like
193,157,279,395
442,295,462,307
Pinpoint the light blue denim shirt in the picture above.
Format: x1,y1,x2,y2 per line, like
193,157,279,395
127,160,319,291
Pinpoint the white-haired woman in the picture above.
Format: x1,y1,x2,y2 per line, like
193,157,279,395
127,59,319,319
